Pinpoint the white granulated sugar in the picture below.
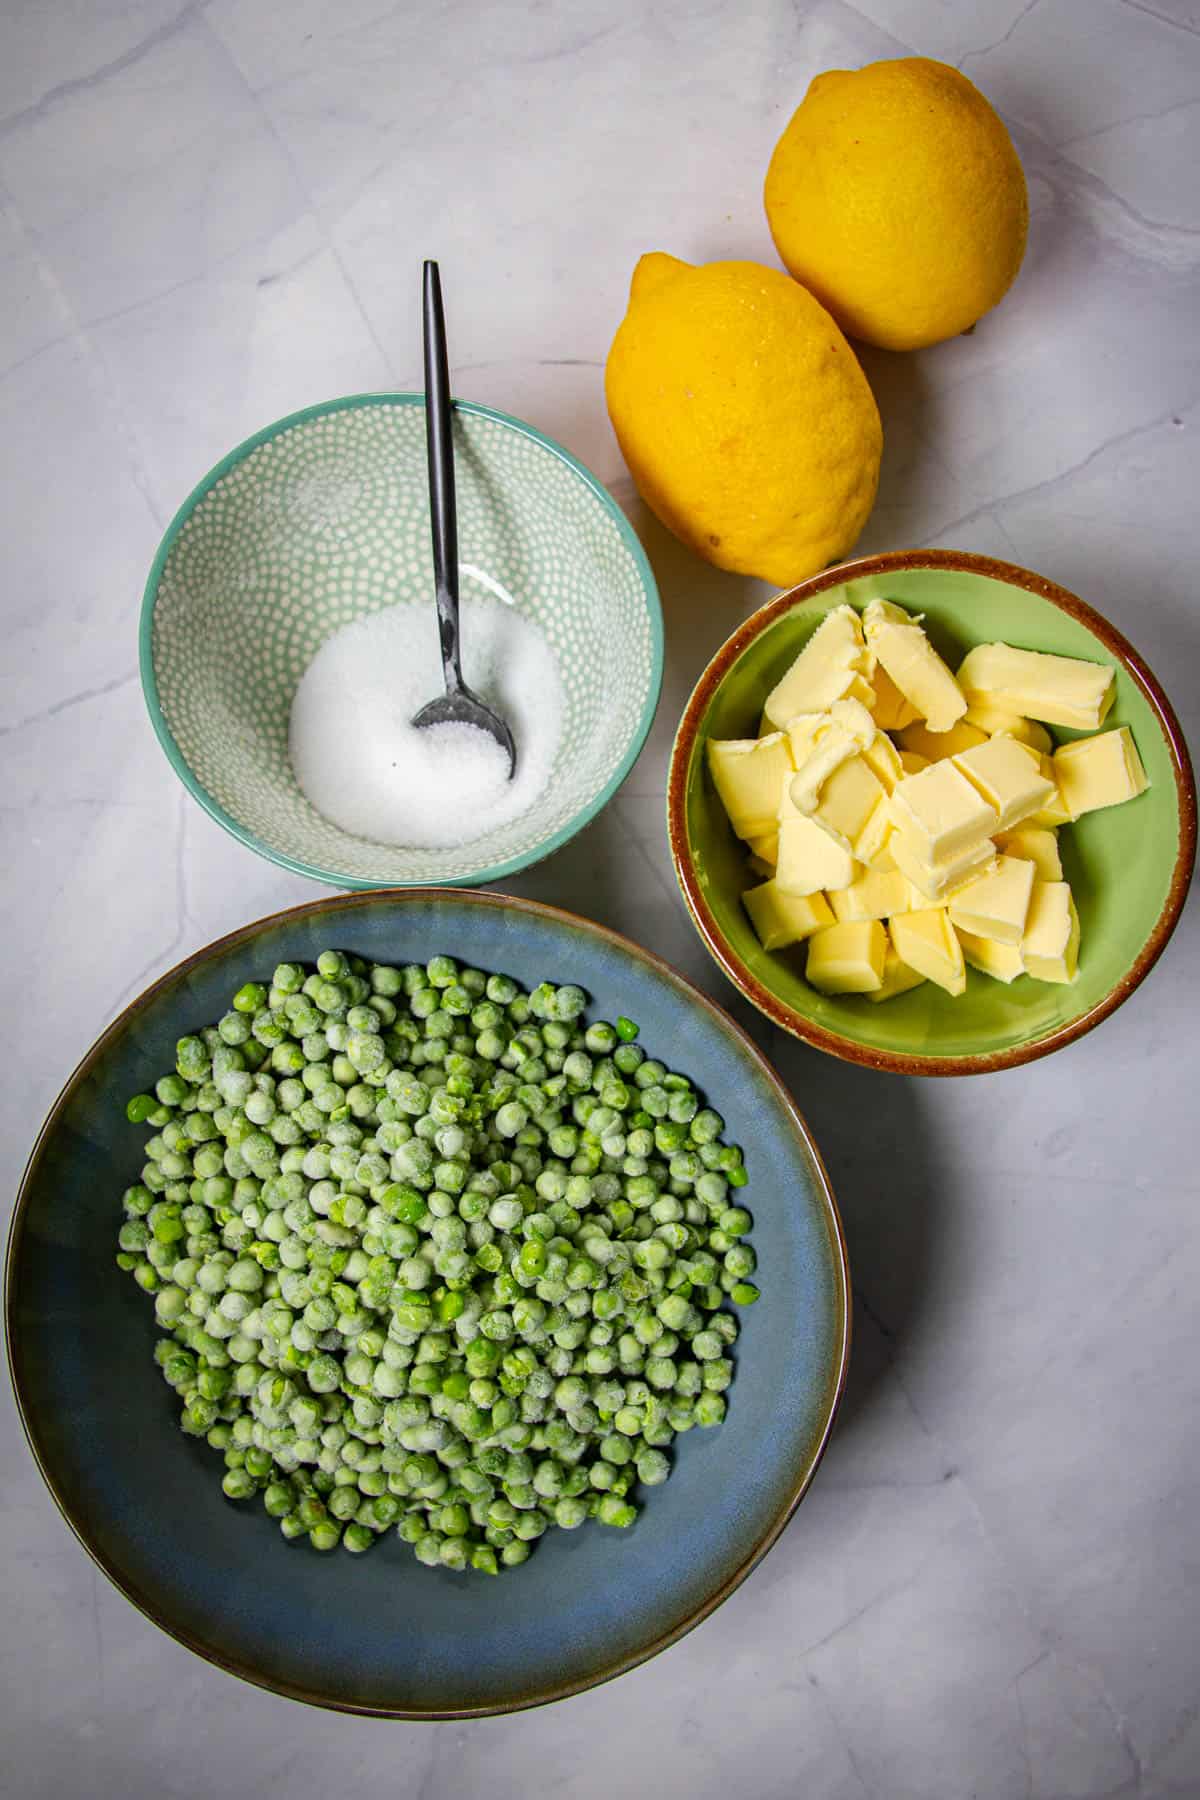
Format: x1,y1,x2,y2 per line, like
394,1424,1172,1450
288,596,563,849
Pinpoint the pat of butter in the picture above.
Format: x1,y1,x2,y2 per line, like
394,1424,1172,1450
888,909,967,996
782,713,825,767
891,760,997,862
763,605,873,728
957,643,1115,731
1027,754,1075,827
861,730,904,793
1022,880,1080,983
963,695,1031,733
707,733,794,839
856,798,895,866
955,927,1025,984
947,854,1035,946
742,880,834,951
994,826,1062,881
866,946,928,1003
869,662,920,732
963,701,1053,753
862,599,968,731
829,866,913,923
890,830,998,902
830,696,879,748
896,718,988,763
952,734,1056,832
810,755,886,851
806,920,888,994
746,830,779,867
1002,718,1053,754
1052,726,1148,817
776,814,858,896
788,723,860,813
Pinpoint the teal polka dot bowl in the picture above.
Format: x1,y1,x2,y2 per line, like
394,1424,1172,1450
140,395,662,887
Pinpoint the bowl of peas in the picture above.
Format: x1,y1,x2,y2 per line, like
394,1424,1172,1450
6,888,848,1716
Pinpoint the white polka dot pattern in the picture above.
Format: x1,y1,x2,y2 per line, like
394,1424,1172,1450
150,400,660,884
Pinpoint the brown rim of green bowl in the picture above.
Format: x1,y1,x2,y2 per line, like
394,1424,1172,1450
667,549,1197,1079
5,886,851,1720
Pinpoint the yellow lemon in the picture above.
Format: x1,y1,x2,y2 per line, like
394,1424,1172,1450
765,58,1028,351
605,254,882,587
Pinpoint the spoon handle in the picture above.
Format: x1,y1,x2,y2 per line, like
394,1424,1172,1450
422,259,464,696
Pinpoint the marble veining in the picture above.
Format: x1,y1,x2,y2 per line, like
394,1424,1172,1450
2,2,1197,1795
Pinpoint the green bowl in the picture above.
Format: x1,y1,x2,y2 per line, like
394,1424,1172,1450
668,551,1196,1076
141,394,662,888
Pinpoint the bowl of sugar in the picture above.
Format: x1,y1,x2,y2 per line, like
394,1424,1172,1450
141,395,662,887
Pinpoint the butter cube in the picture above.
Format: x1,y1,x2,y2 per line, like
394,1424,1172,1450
869,662,920,731
829,866,913,923
1053,726,1148,817
947,854,1035,946
1022,880,1080,983
788,722,861,813
856,799,895,867
782,713,825,767
861,730,904,794
890,830,998,902
811,755,886,852
896,718,988,763
778,770,806,823
776,815,858,896
763,606,873,728
806,920,888,994
963,701,1053,753
742,881,835,951
888,909,967,996
957,643,1115,731
898,749,930,775
891,760,997,862
955,927,1025,984
962,695,1033,734
952,733,1056,832
866,947,928,1003
1027,754,1075,827
746,830,779,868
829,696,879,748
862,599,968,731
1002,718,1053,755
707,733,794,839
994,826,1062,881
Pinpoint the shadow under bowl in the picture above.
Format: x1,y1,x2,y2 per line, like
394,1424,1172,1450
668,550,1195,1076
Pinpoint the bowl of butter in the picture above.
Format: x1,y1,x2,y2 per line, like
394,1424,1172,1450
667,550,1195,1074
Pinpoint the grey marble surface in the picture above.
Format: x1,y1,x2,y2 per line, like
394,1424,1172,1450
2,3,1199,1796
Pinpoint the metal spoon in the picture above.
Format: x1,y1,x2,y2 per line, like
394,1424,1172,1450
411,260,516,776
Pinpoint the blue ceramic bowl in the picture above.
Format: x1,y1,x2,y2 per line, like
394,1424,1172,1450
6,891,849,1716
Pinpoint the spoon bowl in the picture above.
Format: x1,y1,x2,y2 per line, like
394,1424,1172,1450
410,686,517,764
